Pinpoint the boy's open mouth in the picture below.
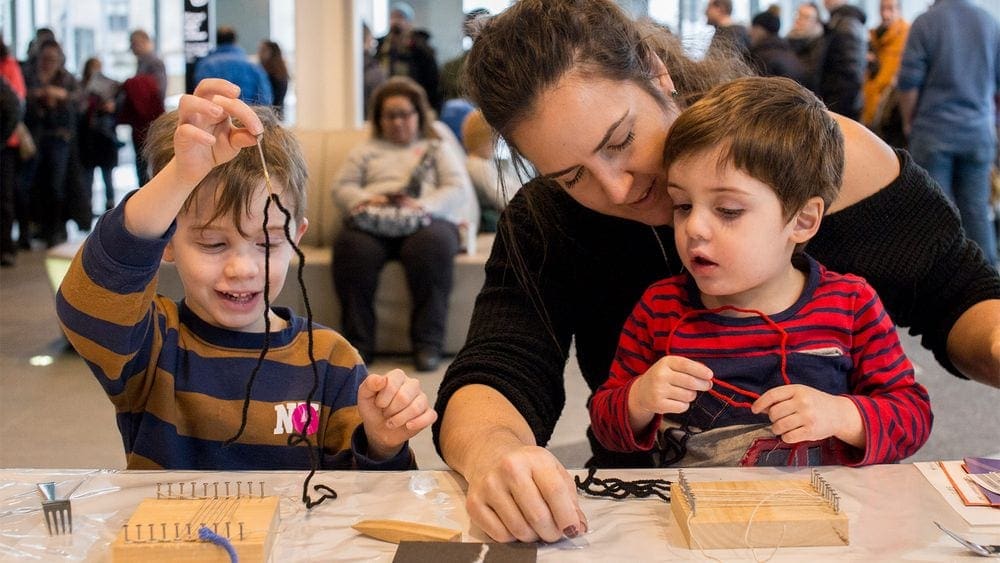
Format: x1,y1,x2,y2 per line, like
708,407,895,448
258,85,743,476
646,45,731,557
692,256,718,267
220,291,258,304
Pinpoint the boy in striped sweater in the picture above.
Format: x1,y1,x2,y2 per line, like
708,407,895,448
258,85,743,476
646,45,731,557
57,79,436,470
590,77,931,467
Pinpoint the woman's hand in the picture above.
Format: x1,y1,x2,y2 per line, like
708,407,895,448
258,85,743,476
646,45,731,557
465,444,586,543
354,194,390,211
173,78,263,188
394,194,424,210
439,385,587,544
626,355,713,431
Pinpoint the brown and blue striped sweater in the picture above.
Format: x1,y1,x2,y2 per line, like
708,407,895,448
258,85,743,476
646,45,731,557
56,202,412,470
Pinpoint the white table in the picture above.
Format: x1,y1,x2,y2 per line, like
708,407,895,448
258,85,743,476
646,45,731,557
0,464,996,561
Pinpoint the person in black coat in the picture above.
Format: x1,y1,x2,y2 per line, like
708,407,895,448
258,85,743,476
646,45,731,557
749,11,807,84
819,0,868,119
375,2,442,113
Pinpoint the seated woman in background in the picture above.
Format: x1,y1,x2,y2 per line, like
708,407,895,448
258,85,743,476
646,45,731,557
331,77,474,372
461,109,524,232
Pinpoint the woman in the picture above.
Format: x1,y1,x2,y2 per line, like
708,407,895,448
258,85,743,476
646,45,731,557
331,76,473,372
79,57,121,211
257,40,289,118
432,0,1000,544
23,39,80,248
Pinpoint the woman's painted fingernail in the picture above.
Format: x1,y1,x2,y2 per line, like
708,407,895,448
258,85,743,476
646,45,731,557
563,525,578,538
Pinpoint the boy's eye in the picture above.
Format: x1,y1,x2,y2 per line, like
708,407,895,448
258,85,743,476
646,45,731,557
672,203,692,215
606,131,635,152
258,236,287,249
717,207,744,219
198,242,225,250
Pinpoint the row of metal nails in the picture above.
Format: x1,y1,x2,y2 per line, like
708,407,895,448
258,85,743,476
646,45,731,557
155,481,265,499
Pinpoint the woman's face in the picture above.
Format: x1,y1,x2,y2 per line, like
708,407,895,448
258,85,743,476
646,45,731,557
509,70,679,226
38,46,61,75
380,95,420,145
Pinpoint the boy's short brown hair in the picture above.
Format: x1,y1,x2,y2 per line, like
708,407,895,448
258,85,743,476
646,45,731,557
143,106,308,234
663,76,843,220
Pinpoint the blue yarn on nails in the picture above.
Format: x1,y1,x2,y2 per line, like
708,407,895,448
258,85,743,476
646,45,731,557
199,525,239,562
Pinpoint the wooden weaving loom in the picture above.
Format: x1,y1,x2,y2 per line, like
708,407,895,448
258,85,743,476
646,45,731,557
671,469,849,549
111,480,280,562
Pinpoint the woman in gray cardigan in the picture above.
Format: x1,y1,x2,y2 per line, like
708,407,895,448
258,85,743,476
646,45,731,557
332,76,474,372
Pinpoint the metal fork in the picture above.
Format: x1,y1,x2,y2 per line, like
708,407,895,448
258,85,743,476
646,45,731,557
967,472,1000,496
935,521,1000,557
37,482,72,535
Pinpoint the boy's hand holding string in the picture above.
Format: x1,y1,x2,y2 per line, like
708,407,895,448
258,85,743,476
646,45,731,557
358,368,438,460
124,79,264,239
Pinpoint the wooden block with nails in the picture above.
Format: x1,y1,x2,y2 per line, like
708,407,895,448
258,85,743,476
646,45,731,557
110,495,279,562
671,474,849,550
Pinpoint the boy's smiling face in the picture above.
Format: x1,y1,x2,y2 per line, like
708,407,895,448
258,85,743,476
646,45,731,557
667,147,820,314
164,180,308,333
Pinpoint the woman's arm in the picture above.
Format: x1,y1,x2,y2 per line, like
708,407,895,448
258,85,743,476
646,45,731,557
433,183,585,542
947,302,1000,388
827,114,899,213
330,146,376,212
417,139,473,219
821,115,1000,388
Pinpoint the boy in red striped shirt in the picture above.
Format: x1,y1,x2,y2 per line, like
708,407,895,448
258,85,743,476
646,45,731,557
590,77,931,467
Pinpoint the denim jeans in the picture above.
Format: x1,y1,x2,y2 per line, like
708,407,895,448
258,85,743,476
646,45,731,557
908,135,998,267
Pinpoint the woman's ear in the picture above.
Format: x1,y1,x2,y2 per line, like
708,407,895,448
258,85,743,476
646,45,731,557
790,196,825,244
650,55,677,98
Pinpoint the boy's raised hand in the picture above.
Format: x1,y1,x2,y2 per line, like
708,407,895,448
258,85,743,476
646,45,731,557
357,369,437,460
174,79,263,187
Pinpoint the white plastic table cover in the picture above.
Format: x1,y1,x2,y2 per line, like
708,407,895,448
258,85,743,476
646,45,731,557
0,464,996,561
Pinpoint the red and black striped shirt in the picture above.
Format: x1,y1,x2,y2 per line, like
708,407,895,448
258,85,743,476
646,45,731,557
590,255,932,466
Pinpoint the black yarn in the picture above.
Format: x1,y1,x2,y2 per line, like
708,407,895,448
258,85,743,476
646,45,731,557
574,467,672,502
656,425,694,467
224,190,337,510
223,196,273,447
269,193,337,510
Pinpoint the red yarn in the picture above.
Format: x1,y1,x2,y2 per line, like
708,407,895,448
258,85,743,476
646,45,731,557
665,304,790,409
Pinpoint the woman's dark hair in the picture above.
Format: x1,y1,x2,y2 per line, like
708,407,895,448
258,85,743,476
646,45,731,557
369,76,437,140
36,39,65,67
82,57,101,86
464,0,749,166
259,40,289,81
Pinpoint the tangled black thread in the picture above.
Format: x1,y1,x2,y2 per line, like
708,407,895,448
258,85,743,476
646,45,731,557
574,467,672,502
224,192,337,509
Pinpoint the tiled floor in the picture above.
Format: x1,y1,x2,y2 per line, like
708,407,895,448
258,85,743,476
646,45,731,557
1,220,997,472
